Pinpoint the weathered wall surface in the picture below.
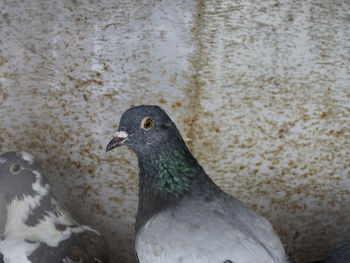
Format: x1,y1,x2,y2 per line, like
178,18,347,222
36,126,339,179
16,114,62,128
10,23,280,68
0,0,349,262
185,1,350,262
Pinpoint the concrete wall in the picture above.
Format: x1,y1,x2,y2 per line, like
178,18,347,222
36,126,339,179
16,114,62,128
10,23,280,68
1,0,349,262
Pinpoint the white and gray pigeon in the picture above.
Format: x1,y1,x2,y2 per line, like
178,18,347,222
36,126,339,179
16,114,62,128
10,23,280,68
0,151,109,263
106,105,292,263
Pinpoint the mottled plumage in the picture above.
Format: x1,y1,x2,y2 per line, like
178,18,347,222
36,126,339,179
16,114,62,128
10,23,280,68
0,152,109,263
106,105,291,263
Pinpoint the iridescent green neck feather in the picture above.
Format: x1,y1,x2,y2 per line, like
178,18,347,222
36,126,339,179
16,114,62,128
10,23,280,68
138,142,203,198
135,142,208,232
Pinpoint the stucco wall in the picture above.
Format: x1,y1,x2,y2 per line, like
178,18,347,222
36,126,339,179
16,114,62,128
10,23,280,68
0,0,349,262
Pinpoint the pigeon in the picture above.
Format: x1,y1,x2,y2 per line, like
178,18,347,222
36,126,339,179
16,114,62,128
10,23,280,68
0,151,109,263
317,242,350,263
106,105,292,263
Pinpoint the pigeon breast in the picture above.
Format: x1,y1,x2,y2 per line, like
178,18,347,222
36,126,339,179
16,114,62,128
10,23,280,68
136,193,287,263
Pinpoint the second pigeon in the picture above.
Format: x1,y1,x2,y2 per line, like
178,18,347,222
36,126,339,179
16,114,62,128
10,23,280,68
106,105,292,263
0,151,109,263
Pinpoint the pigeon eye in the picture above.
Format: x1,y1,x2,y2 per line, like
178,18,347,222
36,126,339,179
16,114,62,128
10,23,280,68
141,117,153,130
10,164,21,174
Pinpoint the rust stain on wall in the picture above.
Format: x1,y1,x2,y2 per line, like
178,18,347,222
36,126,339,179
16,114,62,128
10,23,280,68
181,1,350,262
182,0,222,169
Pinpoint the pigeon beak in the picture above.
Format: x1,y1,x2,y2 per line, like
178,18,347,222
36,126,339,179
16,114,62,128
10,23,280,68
106,131,128,152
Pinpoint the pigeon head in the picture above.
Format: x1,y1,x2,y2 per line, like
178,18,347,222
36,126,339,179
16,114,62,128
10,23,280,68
106,105,184,155
106,106,214,233
0,151,50,202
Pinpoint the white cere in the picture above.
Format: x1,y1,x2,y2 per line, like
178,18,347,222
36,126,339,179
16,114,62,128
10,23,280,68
114,130,128,138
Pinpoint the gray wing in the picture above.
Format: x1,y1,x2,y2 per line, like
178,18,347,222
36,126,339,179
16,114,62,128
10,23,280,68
322,242,350,263
220,194,289,262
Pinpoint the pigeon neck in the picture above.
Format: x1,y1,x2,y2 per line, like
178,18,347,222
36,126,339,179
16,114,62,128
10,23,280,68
138,142,204,195
135,142,207,232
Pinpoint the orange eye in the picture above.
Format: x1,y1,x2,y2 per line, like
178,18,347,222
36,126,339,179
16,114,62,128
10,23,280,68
10,164,21,174
141,117,153,130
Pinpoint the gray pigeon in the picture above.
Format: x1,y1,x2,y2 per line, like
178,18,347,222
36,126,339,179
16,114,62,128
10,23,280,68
0,151,109,263
106,105,292,263
318,242,350,263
